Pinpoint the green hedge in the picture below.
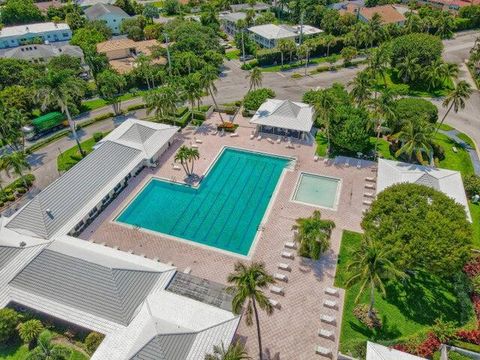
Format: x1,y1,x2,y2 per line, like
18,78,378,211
243,88,276,111
257,49,282,66
0,174,35,207
79,112,115,128
126,103,146,111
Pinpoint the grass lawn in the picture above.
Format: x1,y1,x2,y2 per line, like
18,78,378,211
260,54,340,72
0,343,88,360
469,201,480,249
435,132,474,176
57,133,106,172
457,132,476,149
315,132,328,156
335,231,476,357
371,137,396,160
225,49,240,60
375,70,454,98
81,92,145,112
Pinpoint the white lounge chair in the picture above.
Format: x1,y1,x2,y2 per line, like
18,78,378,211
257,135,262,140
173,163,181,170
324,299,337,309
269,285,284,295
365,183,375,189
281,251,294,259
212,130,218,136
315,346,332,358
278,263,291,271
274,273,288,282
284,241,296,249
320,314,336,324
345,159,350,167
318,329,334,339
250,134,255,140
356,160,361,169
365,177,375,182
314,155,319,162
191,144,199,149
269,298,281,309
325,287,339,296
364,192,375,198
195,138,203,144
363,200,372,206
183,267,192,274
267,138,274,144
230,133,239,137
276,137,281,144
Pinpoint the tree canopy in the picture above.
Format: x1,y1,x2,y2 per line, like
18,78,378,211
330,105,371,153
391,98,438,133
1,0,43,25
390,33,443,68
362,183,472,277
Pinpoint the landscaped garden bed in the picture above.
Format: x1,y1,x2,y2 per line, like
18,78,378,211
0,174,35,209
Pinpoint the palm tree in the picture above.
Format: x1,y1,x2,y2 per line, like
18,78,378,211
17,319,44,349
393,118,435,164
26,330,71,360
227,262,275,360
2,151,31,188
368,89,396,159
345,237,405,319
200,65,225,124
314,90,335,154
349,71,373,107
143,85,178,124
323,34,337,57
368,13,387,48
205,342,251,360
435,12,454,39
276,39,293,67
135,55,155,89
174,145,190,176
423,59,445,90
182,73,204,122
34,70,86,156
367,45,390,87
186,147,200,175
435,80,472,135
396,54,419,83
246,67,263,92
292,210,335,260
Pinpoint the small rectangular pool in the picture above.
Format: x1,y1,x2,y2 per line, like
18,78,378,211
292,173,340,209
116,148,291,256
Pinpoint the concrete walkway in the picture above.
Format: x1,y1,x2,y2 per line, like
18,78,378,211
439,129,480,175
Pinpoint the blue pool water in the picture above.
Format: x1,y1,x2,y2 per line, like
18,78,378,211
117,148,291,255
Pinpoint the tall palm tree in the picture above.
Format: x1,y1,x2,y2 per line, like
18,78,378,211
367,45,390,87
323,34,337,57
292,210,335,260
227,262,275,360
246,67,263,92
182,73,204,122
314,90,335,155
186,147,200,175
435,80,472,135
144,85,178,124
174,145,190,176
276,39,294,67
17,319,44,349
346,237,405,319
34,70,86,156
135,55,155,89
368,89,397,159
423,59,445,90
200,65,225,124
205,342,251,360
349,71,373,107
393,118,435,164
368,13,386,48
396,54,419,83
26,330,71,360
2,151,31,188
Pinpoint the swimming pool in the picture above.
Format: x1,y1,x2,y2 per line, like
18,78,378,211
292,173,340,209
116,148,291,256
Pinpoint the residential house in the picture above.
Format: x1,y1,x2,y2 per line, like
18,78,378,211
96,38,166,73
250,99,315,141
0,22,72,49
84,3,130,35
248,23,322,48
219,12,248,36
1,44,84,64
414,0,480,11
34,0,64,13
77,0,116,9
377,158,472,222
339,4,407,25
230,2,271,12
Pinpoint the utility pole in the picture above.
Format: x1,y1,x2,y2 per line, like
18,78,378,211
164,33,172,74
241,29,246,65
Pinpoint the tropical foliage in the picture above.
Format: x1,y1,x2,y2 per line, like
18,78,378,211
174,146,200,177
292,211,335,259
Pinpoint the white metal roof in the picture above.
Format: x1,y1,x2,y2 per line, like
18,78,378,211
0,22,70,39
377,159,472,222
250,99,314,132
219,12,247,23
248,24,296,40
367,342,426,360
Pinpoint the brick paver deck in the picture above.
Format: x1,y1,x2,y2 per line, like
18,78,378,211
80,113,375,360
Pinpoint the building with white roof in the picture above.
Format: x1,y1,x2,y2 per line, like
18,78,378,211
0,118,240,359
219,12,248,36
230,2,271,12
248,23,322,48
0,22,71,49
366,342,426,360
84,3,130,35
250,99,315,140
377,158,472,222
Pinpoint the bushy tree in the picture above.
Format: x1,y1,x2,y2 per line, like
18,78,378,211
362,183,472,277
167,20,222,56
390,33,443,68
463,175,480,198
391,98,438,133
234,31,256,57
1,0,43,25
96,70,127,115
164,0,181,15
330,105,371,153
0,308,19,344
243,88,275,111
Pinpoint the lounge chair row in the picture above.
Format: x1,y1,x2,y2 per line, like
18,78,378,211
315,286,340,358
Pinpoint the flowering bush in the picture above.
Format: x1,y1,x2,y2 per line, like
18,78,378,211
416,333,441,358
456,329,480,345
353,304,382,329
463,256,480,278
217,122,239,133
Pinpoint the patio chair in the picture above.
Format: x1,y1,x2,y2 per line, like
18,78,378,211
365,176,375,182
212,130,218,136
314,155,319,162
276,136,281,144
267,138,274,144
191,144,199,149
315,345,332,358
195,137,203,144
278,262,291,271
320,314,336,324
325,287,339,296
274,273,288,282
183,267,192,274
323,300,337,309
269,285,284,295
230,133,239,137
363,192,375,198
356,160,361,169
345,159,350,167
318,329,334,339
269,298,281,309
250,134,255,140
363,199,372,206
281,251,294,259
257,135,262,140
172,163,181,171
365,183,375,189
284,241,296,249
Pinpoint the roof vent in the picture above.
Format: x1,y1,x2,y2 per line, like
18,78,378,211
19,241,26,248
46,209,53,218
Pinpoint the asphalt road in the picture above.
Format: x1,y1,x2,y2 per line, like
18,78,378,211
6,30,480,194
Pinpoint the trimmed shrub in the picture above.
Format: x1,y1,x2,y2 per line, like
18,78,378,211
257,49,282,66
217,122,238,133
353,304,382,329
85,332,104,355
243,88,276,111
126,103,146,111
0,308,19,343
16,187,27,194
93,132,104,142
392,98,438,133
17,319,44,348
463,175,480,197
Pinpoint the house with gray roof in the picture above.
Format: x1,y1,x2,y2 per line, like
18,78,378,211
219,12,248,36
1,44,84,64
84,3,130,34
77,0,116,8
248,23,322,48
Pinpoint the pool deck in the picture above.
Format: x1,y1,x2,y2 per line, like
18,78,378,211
80,113,376,360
